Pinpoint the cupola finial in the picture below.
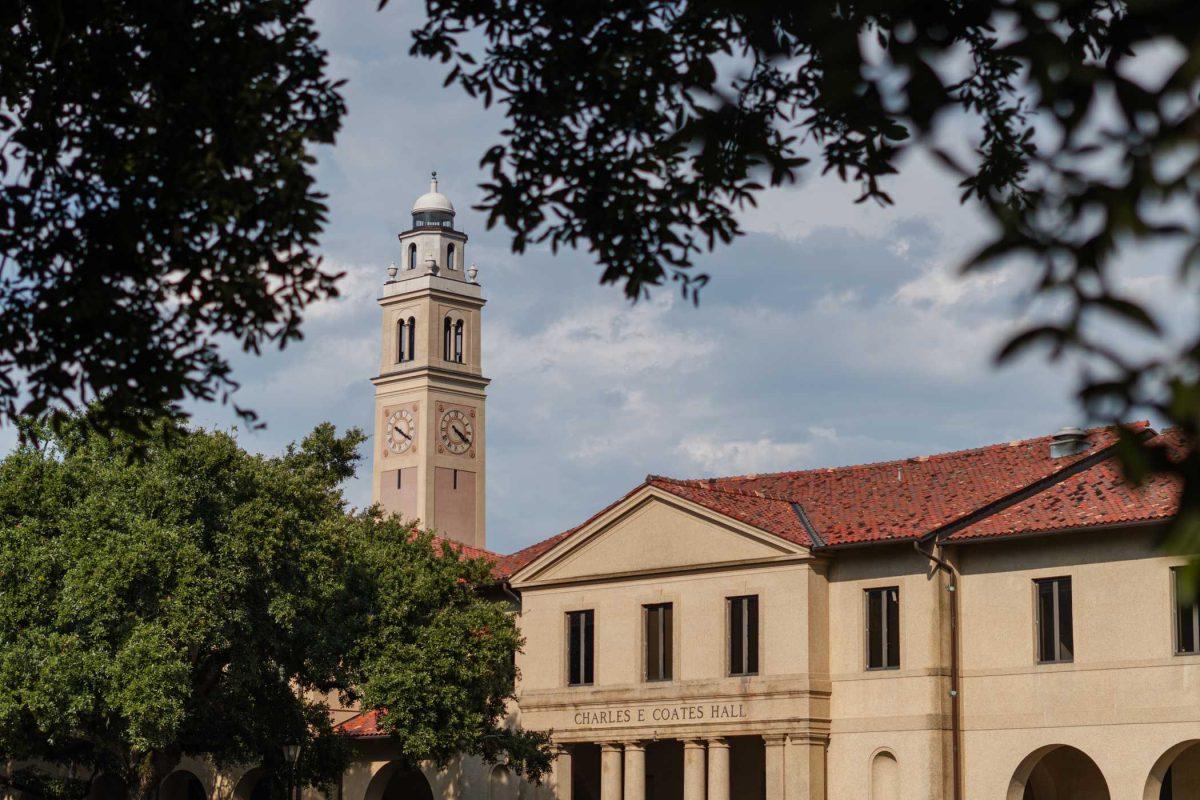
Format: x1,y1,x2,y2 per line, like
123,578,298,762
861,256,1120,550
430,170,438,193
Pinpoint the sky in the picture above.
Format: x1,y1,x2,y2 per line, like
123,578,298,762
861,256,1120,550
167,2,1185,555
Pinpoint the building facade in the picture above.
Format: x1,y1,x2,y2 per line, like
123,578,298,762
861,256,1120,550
221,179,1200,800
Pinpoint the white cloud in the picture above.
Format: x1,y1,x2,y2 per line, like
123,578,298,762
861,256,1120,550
676,435,818,475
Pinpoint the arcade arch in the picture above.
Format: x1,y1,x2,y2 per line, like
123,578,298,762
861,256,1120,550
160,771,206,800
363,762,434,800
1007,745,1110,800
1145,740,1200,799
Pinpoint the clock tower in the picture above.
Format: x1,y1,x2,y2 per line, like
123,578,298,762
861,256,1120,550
371,174,488,549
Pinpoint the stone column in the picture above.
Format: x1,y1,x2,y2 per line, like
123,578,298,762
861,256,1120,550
706,738,730,800
554,746,573,800
763,734,787,800
622,742,645,800
600,743,623,800
683,739,706,800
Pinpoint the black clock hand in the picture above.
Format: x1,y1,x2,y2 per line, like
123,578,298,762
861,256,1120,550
393,426,411,441
452,425,470,443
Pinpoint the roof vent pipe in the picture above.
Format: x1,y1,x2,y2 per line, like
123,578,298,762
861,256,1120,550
1050,426,1090,458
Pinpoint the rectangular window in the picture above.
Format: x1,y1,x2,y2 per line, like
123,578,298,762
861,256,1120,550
1035,577,1074,663
566,610,594,685
1174,568,1199,655
728,595,759,676
865,587,901,669
644,603,673,681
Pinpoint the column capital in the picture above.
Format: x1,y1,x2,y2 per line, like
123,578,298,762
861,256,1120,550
622,740,647,752
600,741,624,753
762,733,788,746
706,737,731,750
682,738,707,750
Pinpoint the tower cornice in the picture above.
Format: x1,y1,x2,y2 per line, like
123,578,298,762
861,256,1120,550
372,364,491,391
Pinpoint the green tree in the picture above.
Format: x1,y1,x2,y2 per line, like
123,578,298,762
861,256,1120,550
401,0,1200,571
0,417,550,800
0,1,345,436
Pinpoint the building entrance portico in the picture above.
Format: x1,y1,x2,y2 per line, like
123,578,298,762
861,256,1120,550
557,734,802,800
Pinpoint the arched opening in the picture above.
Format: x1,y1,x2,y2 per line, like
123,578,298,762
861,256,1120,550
1007,745,1110,800
233,768,276,800
363,762,434,800
406,316,415,362
1145,740,1200,799
870,750,899,800
446,243,456,271
488,765,513,800
443,317,452,361
160,771,207,800
453,319,464,363
408,243,417,270
396,318,407,363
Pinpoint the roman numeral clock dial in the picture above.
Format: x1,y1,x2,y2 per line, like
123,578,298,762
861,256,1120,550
384,408,415,454
438,408,474,456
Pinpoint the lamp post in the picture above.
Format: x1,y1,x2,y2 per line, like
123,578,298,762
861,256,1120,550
283,743,302,800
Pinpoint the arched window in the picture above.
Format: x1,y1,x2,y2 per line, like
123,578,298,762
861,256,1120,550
408,243,417,270
447,243,456,271
454,319,464,363
443,317,452,361
396,318,407,363
406,316,415,362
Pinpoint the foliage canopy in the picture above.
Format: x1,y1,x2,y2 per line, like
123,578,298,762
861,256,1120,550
0,1,345,436
0,418,550,800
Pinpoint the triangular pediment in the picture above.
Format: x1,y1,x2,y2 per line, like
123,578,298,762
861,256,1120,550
511,487,806,586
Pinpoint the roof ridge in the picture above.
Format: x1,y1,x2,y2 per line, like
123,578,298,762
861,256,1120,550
649,475,797,503
670,421,1150,484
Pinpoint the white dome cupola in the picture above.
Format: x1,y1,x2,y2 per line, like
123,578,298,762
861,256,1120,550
395,171,470,281
411,171,455,229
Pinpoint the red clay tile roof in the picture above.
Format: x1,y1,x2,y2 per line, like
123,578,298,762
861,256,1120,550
949,428,1184,541
647,478,812,547
674,423,1147,547
334,709,388,738
498,423,1177,573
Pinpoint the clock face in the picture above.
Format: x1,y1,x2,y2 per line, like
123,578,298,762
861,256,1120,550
385,408,416,454
438,409,474,455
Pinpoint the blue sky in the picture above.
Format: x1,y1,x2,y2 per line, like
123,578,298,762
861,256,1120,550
168,3,1180,554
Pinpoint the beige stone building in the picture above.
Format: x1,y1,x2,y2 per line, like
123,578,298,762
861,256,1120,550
185,179,1200,800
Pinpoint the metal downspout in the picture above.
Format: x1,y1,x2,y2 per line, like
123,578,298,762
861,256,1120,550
914,539,962,800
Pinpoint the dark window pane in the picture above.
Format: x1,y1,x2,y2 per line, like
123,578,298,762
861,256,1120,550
583,611,594,684
867,590,883,669
746,596,759,674
729,598,744,675
886,588,900,668
1057,579,1073,661
1175,570,1198,655
567,610,594,685
1037,580,1055,662
568,612,581,685
662,605,673,680
1180,600,1196,654
645,605,662,680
